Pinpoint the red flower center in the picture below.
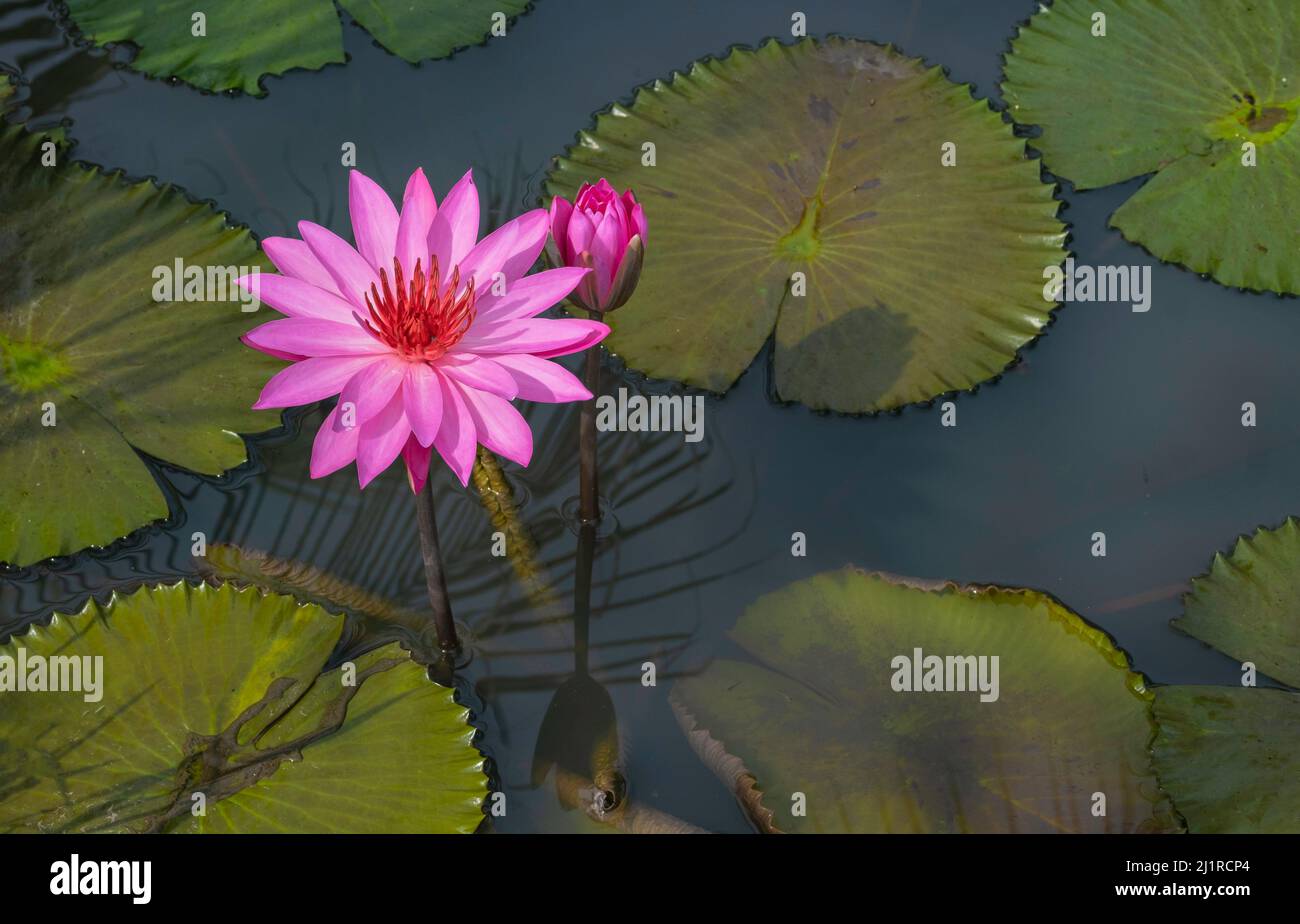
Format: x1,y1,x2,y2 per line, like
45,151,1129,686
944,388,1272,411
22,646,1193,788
361,255,475,360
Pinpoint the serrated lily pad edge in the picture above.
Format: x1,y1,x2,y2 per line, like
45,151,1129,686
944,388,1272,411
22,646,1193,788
544,35,1070,414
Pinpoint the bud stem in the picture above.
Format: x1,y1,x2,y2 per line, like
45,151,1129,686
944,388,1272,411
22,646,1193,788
578,309,601,526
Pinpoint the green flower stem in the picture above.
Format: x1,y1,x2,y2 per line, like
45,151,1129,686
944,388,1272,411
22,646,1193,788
413,471,459,655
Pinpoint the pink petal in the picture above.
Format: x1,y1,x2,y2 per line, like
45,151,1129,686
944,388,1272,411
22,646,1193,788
394,167,437,280
589,213,623,304
356,389,411,488
457,209,548,294
432,373,478,486
490,353,591,403
253,355,379,409
473,267,590,323
548,197,574,263
438,352,518,399
311,404,360,479
242,317,388,358
458,318,609,357
238,273,357,321
565,209,595,259
299,220,380,310
402,435,433,494
262,237,342,295
337,355,407,426
427,169,480,276
455,382,533,467
348,170,399,273
629,200,648,242
404,361,444,446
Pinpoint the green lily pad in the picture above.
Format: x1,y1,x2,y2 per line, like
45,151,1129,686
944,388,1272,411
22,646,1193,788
64,0,531,95
0,119,279,567
671,568,1172,833
1003,0,1300,294
545,37,1065,413
1153,687,1299,833
1151,518,1300,832
1174,516,1300,688
0,581,487,833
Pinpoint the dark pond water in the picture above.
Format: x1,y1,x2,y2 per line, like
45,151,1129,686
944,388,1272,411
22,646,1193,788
2,0,1297,833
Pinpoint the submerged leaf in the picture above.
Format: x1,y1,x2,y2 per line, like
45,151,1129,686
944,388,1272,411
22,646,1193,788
1003,0,1300,294
671,568,1172,833
0,582,486,833
63,0,531,95
546,37,1065,413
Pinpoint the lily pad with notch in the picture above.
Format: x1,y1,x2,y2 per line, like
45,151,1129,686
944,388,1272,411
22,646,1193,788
1002,0,1300,294
0,581,487,833
545,37,1066,413
0,117,280,567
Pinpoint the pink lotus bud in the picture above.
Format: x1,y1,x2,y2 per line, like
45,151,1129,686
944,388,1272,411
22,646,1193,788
546,179,646,314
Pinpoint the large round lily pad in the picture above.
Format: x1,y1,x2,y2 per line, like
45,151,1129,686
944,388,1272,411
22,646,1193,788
0,120,279,567
1152,518,1300,832
545,37,1065,413
64,0,530,95
671,568,1171,833
0,581,487,833
1003,0,1300,294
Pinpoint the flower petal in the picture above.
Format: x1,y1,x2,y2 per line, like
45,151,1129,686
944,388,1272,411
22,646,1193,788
299,220,380,309
439,352,518,399
457,209,549,294
394,167,437,280
490,353,591,403
402,435,433,494
238,273,357,321
473,266,590,323
589,211,624,305
565,208,595,259
404,361,444,446
337,355,407,426
427,169,480,276
242,317,387,357
455,381,533,467
311,404,360,479
356,388,411,488
348,170,400,273
548,196,574,263
262,237,342,295
432,372,477,486
253,354,379,409
459,317,609,357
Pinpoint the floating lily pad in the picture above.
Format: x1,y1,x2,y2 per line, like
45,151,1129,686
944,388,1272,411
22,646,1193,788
1174,516,1300,688
1003,0,1300,294
1153,687,1299,833
1152,518,1300,832
0,120,279,567
545,37,1065,413
0,581,486,833
671,568,1171,833
64,0,530,95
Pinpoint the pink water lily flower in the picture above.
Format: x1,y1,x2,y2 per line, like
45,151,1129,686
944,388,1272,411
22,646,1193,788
547,179,646,314
238,168,608,491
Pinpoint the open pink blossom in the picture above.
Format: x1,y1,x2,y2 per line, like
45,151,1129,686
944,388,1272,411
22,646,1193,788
547,179,646,314
238,168,608,492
